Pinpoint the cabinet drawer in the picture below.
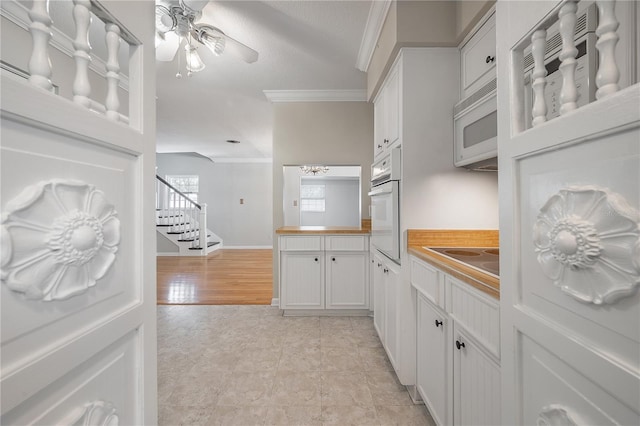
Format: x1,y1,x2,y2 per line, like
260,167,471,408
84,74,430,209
410,256,445,308
280,236,323,251
447,276,500,359
325,235,367,251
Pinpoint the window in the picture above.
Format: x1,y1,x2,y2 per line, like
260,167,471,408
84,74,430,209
166,175,199,206
300,184,325,212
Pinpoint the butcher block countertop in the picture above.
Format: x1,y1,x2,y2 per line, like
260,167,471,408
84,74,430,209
407,229,500,299
276,226,370,235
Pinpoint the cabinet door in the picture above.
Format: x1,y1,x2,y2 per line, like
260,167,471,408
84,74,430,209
384,261,400,370
453,326,501,426
460,12,496,96
384,65,400,148
281,252,324,309
326,252,368,309
374,94,385,158
416,294,449,426
372,255,385,340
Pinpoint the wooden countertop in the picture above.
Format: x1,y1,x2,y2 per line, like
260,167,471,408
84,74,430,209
276,226,370,235
407,229,499,299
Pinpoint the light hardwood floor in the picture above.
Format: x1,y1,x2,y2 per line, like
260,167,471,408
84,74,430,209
157,249,273,305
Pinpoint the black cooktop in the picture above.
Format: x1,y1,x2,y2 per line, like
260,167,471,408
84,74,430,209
428,247,499,277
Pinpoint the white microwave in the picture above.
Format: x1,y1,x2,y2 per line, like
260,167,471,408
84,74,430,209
453,79,497,170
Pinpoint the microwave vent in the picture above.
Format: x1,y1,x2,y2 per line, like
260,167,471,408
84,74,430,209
523,6,592,70
454,78,496,116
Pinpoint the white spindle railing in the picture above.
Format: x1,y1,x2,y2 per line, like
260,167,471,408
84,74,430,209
155,176,209,252
595,0,620,99
531,29,548,127
558,1,579,115
27,0,53,90
526,0,623,130
23,0,129,123
105,22,121,121
72,0,92,107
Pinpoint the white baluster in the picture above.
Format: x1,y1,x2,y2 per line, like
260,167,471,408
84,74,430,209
28,0,53,90
558,1,579,115
595,0,620,99
531,29,548,127
72,0,92,107
199,204,208,250
105,23,121,121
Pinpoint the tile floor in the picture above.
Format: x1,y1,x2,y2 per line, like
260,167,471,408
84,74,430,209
158,305,435,426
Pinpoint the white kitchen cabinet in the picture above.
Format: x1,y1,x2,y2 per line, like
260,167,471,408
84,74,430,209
460,9,496,97
416,292,450,426
373,64,400,159
372,251,400,370
453,325,501,426
281,252,324,309
326,252,368,309
279,234,369,314
411,254,500,426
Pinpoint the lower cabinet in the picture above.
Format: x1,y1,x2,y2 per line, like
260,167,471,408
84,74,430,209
279,235,369,313
372,251,400,371
412,254,500,426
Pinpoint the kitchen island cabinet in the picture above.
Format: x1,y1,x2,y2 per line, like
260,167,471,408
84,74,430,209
277,230,370,315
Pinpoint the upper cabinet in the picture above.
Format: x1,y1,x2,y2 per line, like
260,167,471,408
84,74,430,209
373,64,400,159
460,10,496,98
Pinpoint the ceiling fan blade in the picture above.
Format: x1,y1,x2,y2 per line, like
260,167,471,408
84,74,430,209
223,35,259,64
156,31,181,61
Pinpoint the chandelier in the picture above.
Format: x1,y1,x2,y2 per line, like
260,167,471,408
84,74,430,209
300,165,329,175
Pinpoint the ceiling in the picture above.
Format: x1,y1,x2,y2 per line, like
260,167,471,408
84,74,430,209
155,0,373,162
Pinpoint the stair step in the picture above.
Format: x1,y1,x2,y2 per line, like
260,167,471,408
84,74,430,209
178,234,211,242
189,241,220,250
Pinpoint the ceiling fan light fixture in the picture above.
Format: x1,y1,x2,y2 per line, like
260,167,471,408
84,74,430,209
200,31,226,56
184,44,205,73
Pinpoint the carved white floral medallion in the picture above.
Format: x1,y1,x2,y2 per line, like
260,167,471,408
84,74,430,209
1,180,120,301
533,185,640,304
537,405,577,426
69,401,119,426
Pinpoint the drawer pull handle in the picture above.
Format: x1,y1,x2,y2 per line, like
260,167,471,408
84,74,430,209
435,319,443,328
485,55,495,63
455,340,465,350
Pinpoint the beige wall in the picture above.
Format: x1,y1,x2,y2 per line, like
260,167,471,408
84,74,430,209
367,0,495,100
272,101,374,298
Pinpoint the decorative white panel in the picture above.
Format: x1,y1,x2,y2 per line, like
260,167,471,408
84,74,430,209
69,400,119,426
533,185,639,305
517,125,640,372
519,334,639,425
1,119,140,379
1,180,120,302
448,277,500,359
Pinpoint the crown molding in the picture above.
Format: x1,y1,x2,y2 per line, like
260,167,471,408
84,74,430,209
263,89,367,103
355,0,393,72
0,0,130,91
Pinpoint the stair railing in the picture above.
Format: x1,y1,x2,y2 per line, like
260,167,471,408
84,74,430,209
156,175,207,250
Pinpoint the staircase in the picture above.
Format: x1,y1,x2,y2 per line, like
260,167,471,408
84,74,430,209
156,175,222,256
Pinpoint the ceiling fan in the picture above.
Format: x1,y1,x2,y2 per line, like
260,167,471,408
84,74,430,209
155,0,259,77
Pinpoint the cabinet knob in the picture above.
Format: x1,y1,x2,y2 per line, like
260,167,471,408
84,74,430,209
314,257,319,262
377,263,382,267
455,340,466,350
384,139,389,144
435,319,443,328
377,144,383,149
332,257,336,262
383,268,389,273
485,55,495,63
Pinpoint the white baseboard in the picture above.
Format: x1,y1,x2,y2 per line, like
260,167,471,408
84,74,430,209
157,252,180,256
223,245,274,249
271,298,280,307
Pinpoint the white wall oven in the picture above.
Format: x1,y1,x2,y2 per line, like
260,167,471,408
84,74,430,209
369,147,401,263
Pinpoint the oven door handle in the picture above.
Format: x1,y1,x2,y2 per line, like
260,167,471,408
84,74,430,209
368,181,395,196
